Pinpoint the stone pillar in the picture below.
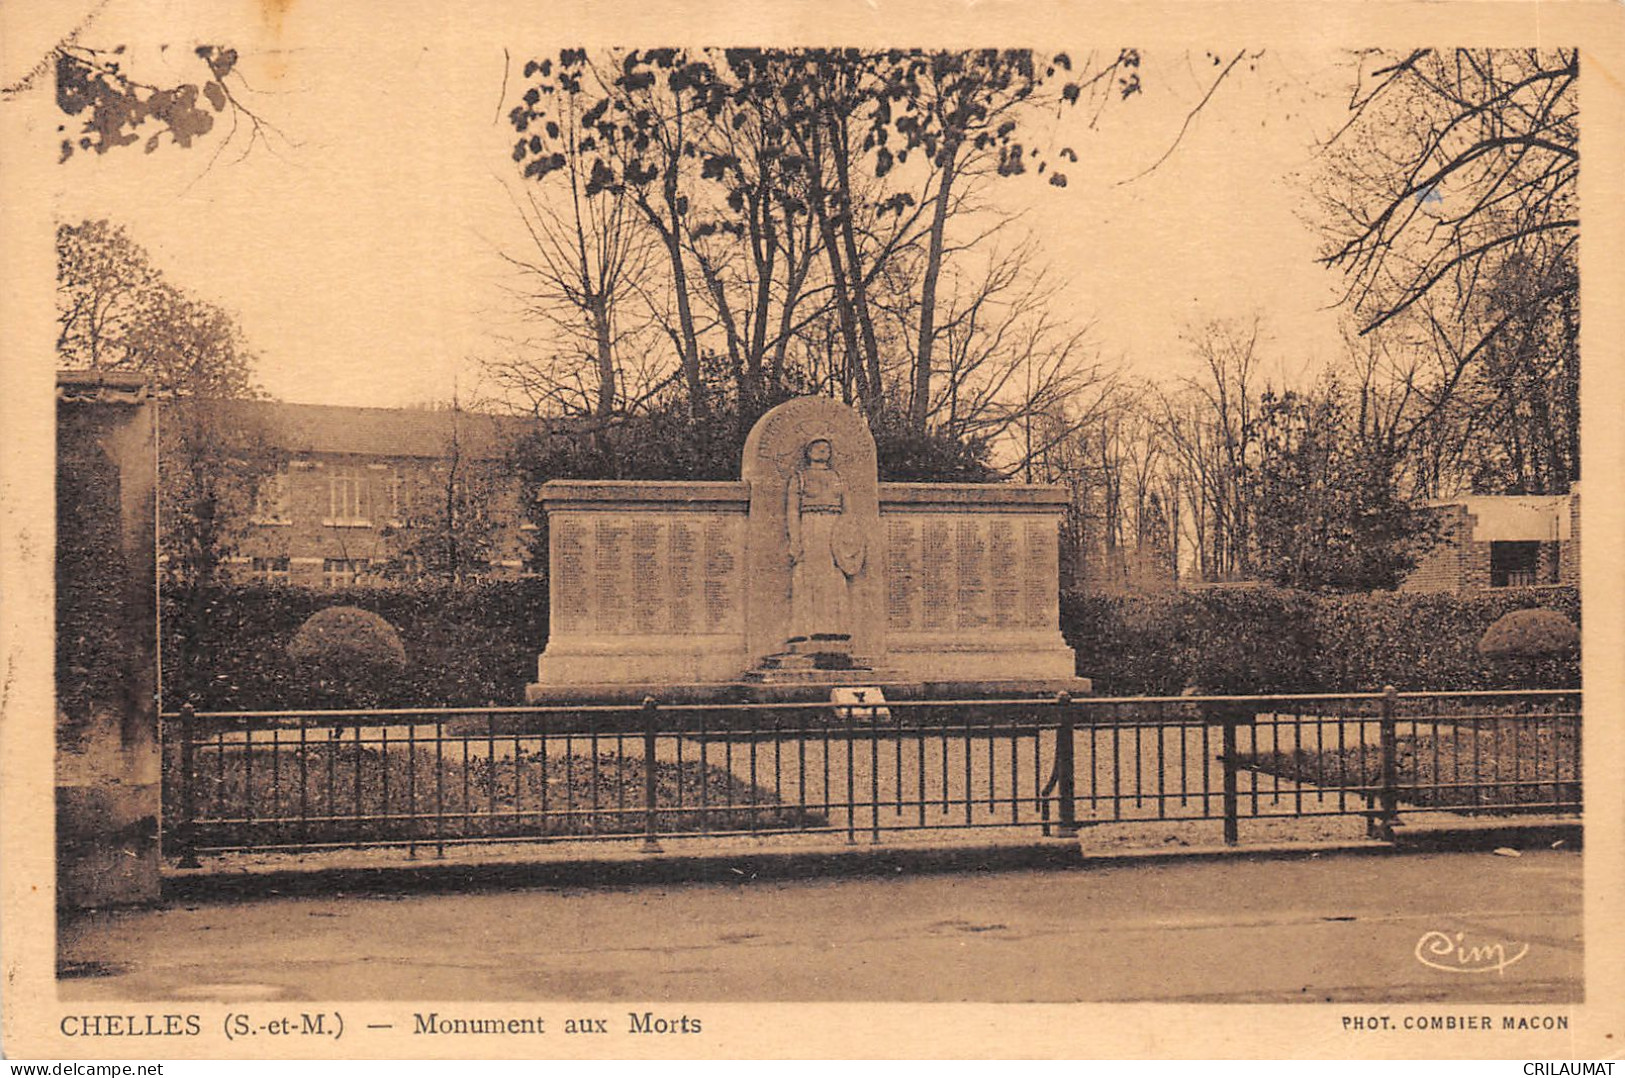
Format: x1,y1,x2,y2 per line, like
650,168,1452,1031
55,371,160,908
1459,507,1491,590
1561,485,1581,584
1539,540,1563,585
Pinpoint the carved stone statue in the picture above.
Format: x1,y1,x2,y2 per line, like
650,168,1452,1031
786,438,865,642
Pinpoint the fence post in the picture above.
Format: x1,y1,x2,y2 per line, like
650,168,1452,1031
1221,713,1239,846
1373,685,1400,841
641,696,663,854
1054,692,1078,838
176,703,200,869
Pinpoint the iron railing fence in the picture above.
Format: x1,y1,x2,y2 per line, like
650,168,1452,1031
159,689,1580,863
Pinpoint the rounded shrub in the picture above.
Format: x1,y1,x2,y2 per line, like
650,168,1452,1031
288,606,408,706
1477,607,1580,690
1478,608,1579,662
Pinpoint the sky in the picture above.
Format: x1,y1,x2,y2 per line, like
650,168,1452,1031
11,1,1361,409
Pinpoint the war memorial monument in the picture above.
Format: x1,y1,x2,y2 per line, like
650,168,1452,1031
528,396,1090,703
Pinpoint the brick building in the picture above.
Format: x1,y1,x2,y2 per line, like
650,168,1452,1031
169,399,543,588
1401,488,1580,592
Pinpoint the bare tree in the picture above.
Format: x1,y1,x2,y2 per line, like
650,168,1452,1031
675,59,836,413
1169,316,1264,579
905,245,1112,474
491,93,660,421
1043,392,1185,590
884,48,1147,431
501,46,1176,491
1314,48,1578,494
511,50,716,415
399,403,501,585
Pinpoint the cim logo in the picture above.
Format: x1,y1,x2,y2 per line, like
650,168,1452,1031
1414,930,1530,975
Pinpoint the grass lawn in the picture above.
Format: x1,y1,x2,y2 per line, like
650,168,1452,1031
1239,720,1580,814
169,740,827,851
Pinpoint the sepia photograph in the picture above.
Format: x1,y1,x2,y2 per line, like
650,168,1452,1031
2,0,1622,1061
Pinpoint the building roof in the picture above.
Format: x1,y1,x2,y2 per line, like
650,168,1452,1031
168,399,544,461
1430,493,1573,542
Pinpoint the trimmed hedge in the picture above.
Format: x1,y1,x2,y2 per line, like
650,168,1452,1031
162,580,549,710
1063,584,1580,695
1059,587,1318,697
164,580,1579,710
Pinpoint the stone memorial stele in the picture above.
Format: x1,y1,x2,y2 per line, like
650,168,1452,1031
527,396,1089,703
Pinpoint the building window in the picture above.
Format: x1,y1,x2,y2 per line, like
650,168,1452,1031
387,466,408,526
322,558,370,588
325,465,370,527
250,556,290,584
252,466,292,525
1490,540,1541,587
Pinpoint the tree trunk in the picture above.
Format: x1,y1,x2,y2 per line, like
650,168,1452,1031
911,142,959,432
816,211,871,406
745,172,776,408
802,120,872,407
830,133,885,416
592,293,615,419
640,176,705,420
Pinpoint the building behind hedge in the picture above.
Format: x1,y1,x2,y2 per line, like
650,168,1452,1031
1401,488,1580,592
178,399,543,588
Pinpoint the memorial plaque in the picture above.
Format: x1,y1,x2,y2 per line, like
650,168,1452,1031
553,512,747,639
955,518,989,628
631,519,663,630
703,517,739,633
884,512,1061,636
920,519,954,630
1024,518,1057,629
989,518,1021,629
667,519,697,633
594,517,629,634
554,516,591,633
886,518,921,631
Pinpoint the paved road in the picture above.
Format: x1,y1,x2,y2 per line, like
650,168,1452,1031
58,849,1580,1003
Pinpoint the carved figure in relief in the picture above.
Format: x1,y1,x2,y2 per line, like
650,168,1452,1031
786,439,865,641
